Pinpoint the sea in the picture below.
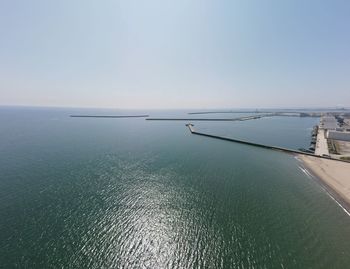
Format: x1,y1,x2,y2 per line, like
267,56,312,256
1,106,350,268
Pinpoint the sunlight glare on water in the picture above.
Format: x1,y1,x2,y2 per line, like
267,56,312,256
1,107,350,268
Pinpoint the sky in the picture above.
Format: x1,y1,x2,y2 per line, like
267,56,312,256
0,0,349,109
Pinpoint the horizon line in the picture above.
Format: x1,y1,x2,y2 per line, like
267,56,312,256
1,104,350,111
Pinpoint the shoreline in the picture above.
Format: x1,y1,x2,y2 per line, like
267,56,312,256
297,154,350,214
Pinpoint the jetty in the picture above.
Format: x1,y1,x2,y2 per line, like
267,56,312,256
70,115,149,118
146,115,272,121
186,124,349,163
188,111,274,115
188,111,321,117
185,123,195,132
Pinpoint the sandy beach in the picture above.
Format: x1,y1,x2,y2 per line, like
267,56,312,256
299,155,350,208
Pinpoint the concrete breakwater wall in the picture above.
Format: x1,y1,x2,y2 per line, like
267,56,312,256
70,115,149,118
186,124,349,163
147,115,271,121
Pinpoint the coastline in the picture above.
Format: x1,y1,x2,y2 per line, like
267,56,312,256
298,154,350,214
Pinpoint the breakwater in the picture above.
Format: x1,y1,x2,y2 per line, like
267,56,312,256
146,115,271,121
188,111,321,117
70,115,149,118
188,111,274,115
186,124,349,163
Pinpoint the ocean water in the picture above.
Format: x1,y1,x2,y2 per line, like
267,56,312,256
1,107,350,268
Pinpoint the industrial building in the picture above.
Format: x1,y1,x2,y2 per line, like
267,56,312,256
320,116,338,130
327,130,350,142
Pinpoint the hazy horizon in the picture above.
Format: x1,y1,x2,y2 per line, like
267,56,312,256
0,105,350,111
1,0,350,108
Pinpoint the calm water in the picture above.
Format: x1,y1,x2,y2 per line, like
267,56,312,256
1,107,350,268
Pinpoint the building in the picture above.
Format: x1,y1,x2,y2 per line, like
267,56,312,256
320,116,338,130
327,130,350,142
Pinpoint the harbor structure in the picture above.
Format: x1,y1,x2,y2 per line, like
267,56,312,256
315,115,350,159
185,123,349,162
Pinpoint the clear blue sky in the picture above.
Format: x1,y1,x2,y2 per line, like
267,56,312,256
1,0,349,109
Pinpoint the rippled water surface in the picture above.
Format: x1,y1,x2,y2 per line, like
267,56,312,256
1,107,350,268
